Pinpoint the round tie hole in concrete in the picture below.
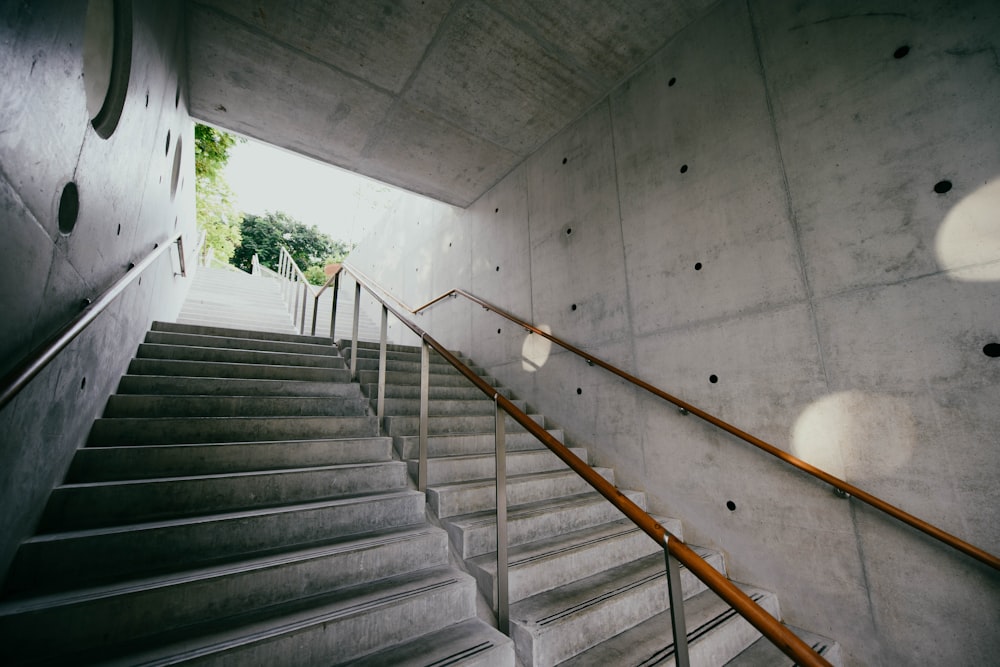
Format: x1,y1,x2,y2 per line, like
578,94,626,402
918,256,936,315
680,164,688,174
165,131,171,156
495,265,500,272
175,83,181,108
893,45,910,59
497,328,501,334
694,262,702,270
726,500,736,511
934,180,952,194
668,77,676,87
576,387,582,395
116,223,121,236
80,377,87,390
571,304,577,311
984,343,1000,358
566,227,572,235
562,157,568,164
58,182,80,235
170,137,183,200
709,374,718,383
495,207,499,213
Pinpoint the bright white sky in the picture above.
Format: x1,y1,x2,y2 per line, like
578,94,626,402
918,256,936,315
222,137,407,245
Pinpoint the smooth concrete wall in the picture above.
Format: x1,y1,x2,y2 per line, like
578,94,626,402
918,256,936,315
349,1,1000,663
0,1,195,579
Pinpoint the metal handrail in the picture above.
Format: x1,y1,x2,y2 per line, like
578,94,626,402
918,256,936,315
0,233,188,410
337,262,830,667
345,264,1000,574
276,247,341,337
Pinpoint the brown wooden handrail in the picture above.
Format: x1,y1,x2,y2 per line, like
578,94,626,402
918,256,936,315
0,234,187,411
339,263,831,667
343,263,1000,573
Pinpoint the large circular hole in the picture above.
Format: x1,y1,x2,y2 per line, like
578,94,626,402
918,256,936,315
170,137,183,199
934,180,952,194
709,374,718,383
86,0,133,139
58,182,80,235
984,343,1000,358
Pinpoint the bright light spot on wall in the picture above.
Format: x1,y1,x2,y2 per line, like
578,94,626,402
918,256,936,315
934,178,1000,280
792,390,917,480
522,324,552,372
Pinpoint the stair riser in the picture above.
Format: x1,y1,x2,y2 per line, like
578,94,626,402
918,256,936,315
145,331,338,356
153,321,333,346
374,398,525,417
428,469,614,519
41,462,408,531
88,416,378,446
8,491,426,594
357,370,494,388
346,618,514,667
138,343,344,369
510,552,724,667
386,414,545,437
339,340,457,356
117,375,360,398
104,395,369,419
363,384,512,401
0,530,450,659
343,346,467,367
393,431,558,459
447,491,648,559
128,358,350,383
68,438,394,483
353,358,487,377
413,447,587,486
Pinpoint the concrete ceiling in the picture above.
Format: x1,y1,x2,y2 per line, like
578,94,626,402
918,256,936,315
187,0,712,207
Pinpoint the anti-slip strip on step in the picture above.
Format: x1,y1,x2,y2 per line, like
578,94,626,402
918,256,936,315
507,525,642,569
456,493,626,530
423,641,495,667
534,571,664,627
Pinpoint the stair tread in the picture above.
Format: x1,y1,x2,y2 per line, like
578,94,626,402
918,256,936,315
724,624,843,666
343,618,513,667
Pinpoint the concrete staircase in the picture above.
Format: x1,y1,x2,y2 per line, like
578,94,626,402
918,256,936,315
0,321,512,665
343,340,844,667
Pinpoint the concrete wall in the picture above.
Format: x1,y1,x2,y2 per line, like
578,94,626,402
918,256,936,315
348,0,1000,663
0,1,195,579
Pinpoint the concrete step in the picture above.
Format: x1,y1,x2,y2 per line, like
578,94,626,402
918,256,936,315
145,330,339,356
7,565,477,666
67,437,394,482
137,342,345,369
385,413,545,438
353,357,487,376
340,339,461,357
560,584,778,667
7,489,427,595
153,320,334,346
443,490,648,559
508,548,724,666
177,308,295,326
40,461,408,531
724,624,843,666
428,467,615,518
357,369,497,387
394,430,557,460
343,617,514,667
88,415,379,446
127,357,351,382
116,374,361,397
468,516,681,608
342,345,467,367
363,383,514,401
103,394,369,418
0,526,449,660
414,446,588,486
376,397,526,417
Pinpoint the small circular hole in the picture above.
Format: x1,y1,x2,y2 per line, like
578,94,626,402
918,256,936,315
144,90,149,107
80,377,87,390
893,45,910,59
668,77,676,86
566,228,572,235
680,164,688,174
726,500,736,511
497,328,501,334
562,157,568,164
165,130,171,156
58,182,80,235
576,387,582,395
694,262,702,270
933,180,952,194
495,207,499,213
571,304,577,311
175,83,181,108
984,343,1000,358
116,223,121,236
496,266,500,272
448,242,452,247
709,374,718,383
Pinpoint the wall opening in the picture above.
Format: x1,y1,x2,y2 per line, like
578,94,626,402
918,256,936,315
85,0,133,139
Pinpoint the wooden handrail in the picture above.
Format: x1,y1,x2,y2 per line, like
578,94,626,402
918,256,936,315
342,264,1000,573
339,263,831,667
0,234,186,410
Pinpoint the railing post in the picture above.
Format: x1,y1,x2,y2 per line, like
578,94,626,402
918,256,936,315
495,395,509,634
351,281,361,380
330,271,340,340
377,304,388,435
664,544,690,667
418,340,429,492
175,235,187,277
292,271,301,321
299,281,307,334
311,292,319,336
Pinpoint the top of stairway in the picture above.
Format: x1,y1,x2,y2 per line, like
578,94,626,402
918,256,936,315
178,266,297,335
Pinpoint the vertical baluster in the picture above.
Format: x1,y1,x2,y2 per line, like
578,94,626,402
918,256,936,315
330,271,340,340
418,340,429,492
494,396,509,634
311,290,319,336
299,281,307,334
351,281,361,380
665,543,690,667
377,305,388,436
292,271,301,322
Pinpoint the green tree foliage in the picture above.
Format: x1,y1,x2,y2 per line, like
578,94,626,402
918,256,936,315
194,124,244,263
232,211,353,285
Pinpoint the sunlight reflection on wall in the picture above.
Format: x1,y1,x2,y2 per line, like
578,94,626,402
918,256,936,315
934,178,1000,280
792,390,918,481
522,325,552,372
